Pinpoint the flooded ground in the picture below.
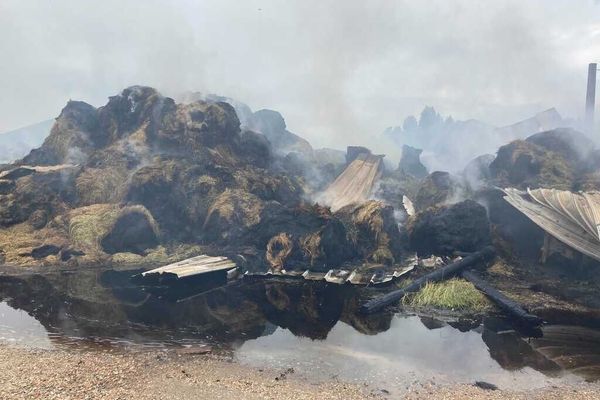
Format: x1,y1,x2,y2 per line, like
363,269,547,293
0,302,52,349
236,316,573,391
0,268,599,393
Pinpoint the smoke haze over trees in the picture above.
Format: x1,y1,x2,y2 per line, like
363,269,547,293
1,0,600,156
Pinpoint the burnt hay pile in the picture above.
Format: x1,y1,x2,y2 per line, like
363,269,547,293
0,86,400,269
2,85,599,272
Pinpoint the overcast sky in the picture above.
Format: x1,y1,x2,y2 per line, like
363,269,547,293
1,0,599,150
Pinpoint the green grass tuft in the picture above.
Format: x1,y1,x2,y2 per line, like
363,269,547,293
403,278,490,312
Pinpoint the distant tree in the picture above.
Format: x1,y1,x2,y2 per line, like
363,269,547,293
419,106,443,131
402,115,418,132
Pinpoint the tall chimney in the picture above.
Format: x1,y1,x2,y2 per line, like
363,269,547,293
585,63,597,134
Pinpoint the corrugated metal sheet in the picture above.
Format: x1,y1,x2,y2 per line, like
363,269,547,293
503,188,600,262
141,255,237,279
141,254,417,287
319,153,383,212
244,262,416,287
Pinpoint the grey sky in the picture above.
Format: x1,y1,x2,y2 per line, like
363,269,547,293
1,0,599,151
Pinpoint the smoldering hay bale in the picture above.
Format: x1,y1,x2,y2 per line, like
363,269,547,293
266,232,293,271
238,130,272,169
202,189,264,243
0,221,67,266
0,179,14,195
300,231,321,266
414,171,461,211
0,167,79,228
526,128,594,164
75,167,129,205
67,204,160,256
299,218,352,269
67,204,122,253
22,100,100,166
489,139,574,191
335,200,403,265
408,200,491,256
28,209,49,230
101,205,160,255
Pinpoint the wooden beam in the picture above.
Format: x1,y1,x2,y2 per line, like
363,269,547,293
462,270,543,327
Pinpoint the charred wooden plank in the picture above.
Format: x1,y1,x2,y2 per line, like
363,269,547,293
360,246,496,314
461,270,543,327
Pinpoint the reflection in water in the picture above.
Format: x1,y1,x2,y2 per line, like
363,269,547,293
237,316,560,390
0,270,598,388
0,271,390,347
531,325,600,382
0,302,52,349
481,318,560,374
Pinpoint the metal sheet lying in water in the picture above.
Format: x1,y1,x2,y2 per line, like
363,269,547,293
244,262,416,287
503,188,600,262
141,253,416,287
141,255,237,279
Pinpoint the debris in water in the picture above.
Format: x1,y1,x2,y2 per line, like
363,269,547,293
176,345,212,356
474,381,498,390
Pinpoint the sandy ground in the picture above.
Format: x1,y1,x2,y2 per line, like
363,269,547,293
1,344,599,400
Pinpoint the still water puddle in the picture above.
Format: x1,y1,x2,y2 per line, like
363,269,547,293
0,302,52,349
236,316,568,390
0,270,597,391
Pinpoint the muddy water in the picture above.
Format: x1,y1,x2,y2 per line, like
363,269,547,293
0,269,598,391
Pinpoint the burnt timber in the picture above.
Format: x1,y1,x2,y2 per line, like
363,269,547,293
462,270,543,327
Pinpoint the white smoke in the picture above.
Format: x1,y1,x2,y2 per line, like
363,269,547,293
1,0,600,151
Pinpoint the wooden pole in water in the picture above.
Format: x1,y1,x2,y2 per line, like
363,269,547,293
360,246,496,314
461,270,543,326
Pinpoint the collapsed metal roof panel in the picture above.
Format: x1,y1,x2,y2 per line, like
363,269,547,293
319,153,384,212
503,188,600,262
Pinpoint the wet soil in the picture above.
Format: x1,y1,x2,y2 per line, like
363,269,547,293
3,344,600,400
